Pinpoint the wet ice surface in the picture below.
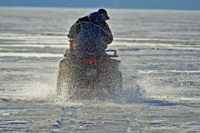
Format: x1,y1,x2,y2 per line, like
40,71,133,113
1,7,200,132
1,40,200,132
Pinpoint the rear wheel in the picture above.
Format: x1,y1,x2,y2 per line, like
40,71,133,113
117,71,122,90
57,70,63,95
101,71,122,98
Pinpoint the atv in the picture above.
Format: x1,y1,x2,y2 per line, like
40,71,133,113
57,40,122,100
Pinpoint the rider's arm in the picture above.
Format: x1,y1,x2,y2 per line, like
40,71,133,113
67,23,81,39
67,16,89,39
102,22,113,44
75,16,89,24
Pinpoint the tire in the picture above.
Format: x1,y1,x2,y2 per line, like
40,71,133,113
117,71,122,90
57,70,63,95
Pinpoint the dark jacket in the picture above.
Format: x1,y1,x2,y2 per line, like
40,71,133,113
74,22,107,52
67,12,113,45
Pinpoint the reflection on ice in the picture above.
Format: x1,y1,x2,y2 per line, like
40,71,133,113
0,52,62,57
138,69,200,73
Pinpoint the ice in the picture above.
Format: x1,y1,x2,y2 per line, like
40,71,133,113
0,7,200,132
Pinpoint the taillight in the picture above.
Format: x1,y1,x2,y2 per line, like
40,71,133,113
82,57,100,65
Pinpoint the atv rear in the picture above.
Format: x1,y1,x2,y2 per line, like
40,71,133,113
57,49,122,99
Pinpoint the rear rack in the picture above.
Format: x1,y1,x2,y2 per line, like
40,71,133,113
106,50,118,57
64,49,118,58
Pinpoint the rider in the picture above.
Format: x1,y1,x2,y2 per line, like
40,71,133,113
67,9,113,51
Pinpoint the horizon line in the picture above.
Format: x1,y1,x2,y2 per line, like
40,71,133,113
0,6,200,11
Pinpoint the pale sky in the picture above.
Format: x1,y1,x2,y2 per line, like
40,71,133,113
0,0,200,10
